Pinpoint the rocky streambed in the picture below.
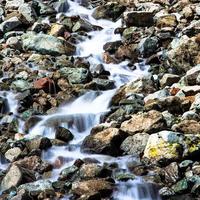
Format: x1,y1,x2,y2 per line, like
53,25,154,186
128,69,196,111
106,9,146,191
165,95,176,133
1,0,200,199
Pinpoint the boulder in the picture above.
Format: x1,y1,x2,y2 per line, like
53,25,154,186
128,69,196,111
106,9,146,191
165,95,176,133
120,133,149,156
5,147,22,162
0,165,36,191
167,36,200,73
160,74,180,88
71,179,114,198
59,67,90,84
120,110,166,135
55,126,74,143
92,2,126,21
26,136,52,151
172,120,200,134
82,128,126,156
22,32,76,56
18,180,54,195
143,131,183,163
123,11,154,27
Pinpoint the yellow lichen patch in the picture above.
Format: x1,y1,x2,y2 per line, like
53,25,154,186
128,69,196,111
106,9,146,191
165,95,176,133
144,133,182,162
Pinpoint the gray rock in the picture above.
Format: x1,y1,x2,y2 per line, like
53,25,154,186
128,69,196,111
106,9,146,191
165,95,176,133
160,74,180,88
0,165,36,191
144,89,170,103
6,0,24,9
182,111,200,121
184,64,200,85
138,37,159,57
22,32,76,56
0,17,22,33
55,0,69,13
163,162,180,184
6,36,22,50
18,180,54,195
26,136,52,151
18,3,37,24
5,147,22,162
11,80,31,92
120,133,149,156
59,67,90,84
72,19,93,32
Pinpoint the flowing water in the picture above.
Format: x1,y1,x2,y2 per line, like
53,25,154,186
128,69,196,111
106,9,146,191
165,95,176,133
0,0,161,199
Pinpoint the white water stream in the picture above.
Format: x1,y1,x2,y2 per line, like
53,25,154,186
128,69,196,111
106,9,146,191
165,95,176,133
0,0,161,199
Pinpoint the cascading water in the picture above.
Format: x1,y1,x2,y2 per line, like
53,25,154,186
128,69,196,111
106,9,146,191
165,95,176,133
0,1,161,199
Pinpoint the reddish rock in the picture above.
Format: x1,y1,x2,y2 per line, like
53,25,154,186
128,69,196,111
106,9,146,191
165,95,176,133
34,77,54,92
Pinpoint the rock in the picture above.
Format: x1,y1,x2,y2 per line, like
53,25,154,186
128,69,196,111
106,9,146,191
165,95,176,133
120,133,149,156
72,19,93,32
14,156,52,173
59,67,90,84
82,128,126,156
184,65,200,85
103,41,122,54
92,2,126,21
87,78,115,90
11,189,32,200
172,178,188,194
22,32,76,56
71,179,114,198
11,80,31,92
0,165,36,191
144,89,170,103
55,126,74,143
33,77,54,92
5,147,22,162
167,36,200,73
190,93,200,112
18,180,54,195
123,11,154,27
106,104,143,123
181,86,200,96
55,0,69,13
143,131,182,163
156,14,177,28
59,165,79,181
32,0,56,16
160,74,180,88
159,186,175,197
138,37,159,57
49,23,66,37
120,110,166,135
26,137,52,151
172,120,200,134
0,16,22,33
111,76,156,105
79,163,111,179
6,0,24,9
179,160,193,170
90,64,110,78
114,172,135,181
18,3,37,24
162,162,180,185
145,96,186,114
6,36,22,50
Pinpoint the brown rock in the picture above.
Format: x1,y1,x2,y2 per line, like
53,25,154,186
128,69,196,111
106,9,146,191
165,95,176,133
82,128,126,156
33,77,55,92
120,110,166,135
71,179,114,198
172,120,200,134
